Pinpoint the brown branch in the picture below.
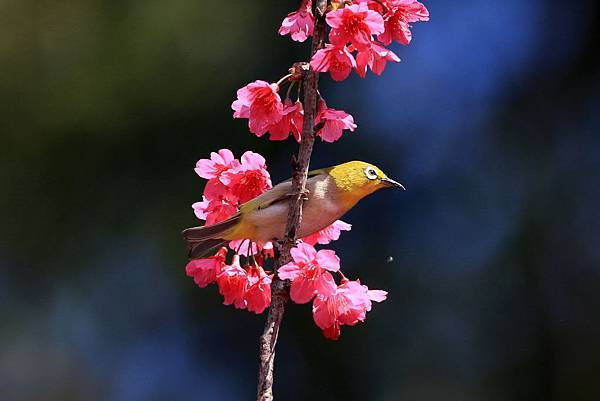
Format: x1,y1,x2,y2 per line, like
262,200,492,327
256,1,328,400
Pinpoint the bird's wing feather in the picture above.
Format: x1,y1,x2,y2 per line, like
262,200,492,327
240,172,328,213
240,180,293,213
279,167,333,184
306,167,331,178
182,213,241,241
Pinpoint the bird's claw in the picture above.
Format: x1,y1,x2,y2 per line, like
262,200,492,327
287,188,310,201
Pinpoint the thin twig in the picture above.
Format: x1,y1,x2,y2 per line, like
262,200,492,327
285,80,296,101
255,1,328,400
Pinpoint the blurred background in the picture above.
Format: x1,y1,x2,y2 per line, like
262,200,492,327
1,0,599,400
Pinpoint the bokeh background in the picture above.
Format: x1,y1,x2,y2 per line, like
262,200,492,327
1,0,599,400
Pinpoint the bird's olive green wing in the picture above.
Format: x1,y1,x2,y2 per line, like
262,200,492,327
306,167,333,178
279,166,333,184
240,171,329,213
239,181,294,213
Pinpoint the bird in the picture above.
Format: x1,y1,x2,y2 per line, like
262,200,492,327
182,161,405,259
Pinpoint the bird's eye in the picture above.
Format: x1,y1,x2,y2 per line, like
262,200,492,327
364,167,378,180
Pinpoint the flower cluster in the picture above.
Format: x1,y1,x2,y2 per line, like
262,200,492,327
279,243,387,340
310,0,429,81
232,0,428,143
278,0,315,42
193,149,271,225
186,250,273,314
186,150,384,339
231,80,356,143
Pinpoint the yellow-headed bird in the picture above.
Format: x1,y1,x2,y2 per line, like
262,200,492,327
182,161,404,259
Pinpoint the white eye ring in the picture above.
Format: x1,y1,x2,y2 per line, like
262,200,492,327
364,167,378,180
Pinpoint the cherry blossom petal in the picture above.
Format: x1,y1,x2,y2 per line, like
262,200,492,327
241,151,266,170
368,289,388,302
290,277,318,304
290,242,317,264
314,271,337,297
315,249,341,272
379,0,429,46
267,100,304,141
277,262,302,281
194,149,239,179
301,220,352,245
185,247,227,288
192,198,210,220
322,323,341,340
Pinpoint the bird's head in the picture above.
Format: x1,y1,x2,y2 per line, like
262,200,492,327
328,161,405,201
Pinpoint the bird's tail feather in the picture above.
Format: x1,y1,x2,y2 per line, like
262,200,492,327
188,238,229,259
182,214,240,259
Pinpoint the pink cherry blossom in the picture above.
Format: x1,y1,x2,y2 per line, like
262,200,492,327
202,179,229,201
315,101,357,143
244,266,272,314
326,3,384,50
194,149,239,202
194,149,239,180
278,2,315,42
336,280,387,325
355,43,401,77
192,197,210,220
193,191,238,225
185,247,228,288
393,0,430,23
310,44,357,82
216,255,248,309
232,81,284,136
267,100,304,142
203,198,239,226
378,0,429,46
278,243,340,304
312,279,387,340
228,239,273,257
302,220,352,245
221,151,272,203
357,0,395,14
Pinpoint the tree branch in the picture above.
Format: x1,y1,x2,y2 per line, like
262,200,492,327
256,1,328,400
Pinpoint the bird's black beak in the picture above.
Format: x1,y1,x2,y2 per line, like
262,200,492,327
380,177,406,190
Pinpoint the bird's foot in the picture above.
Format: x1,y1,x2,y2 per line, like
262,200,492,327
287,188,310,201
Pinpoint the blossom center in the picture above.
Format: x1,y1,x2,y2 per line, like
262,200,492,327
343,14,367,36
388,13,402,31
303,263,321,281
330,56,344,72
251,87,278,111
238,171,264,191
